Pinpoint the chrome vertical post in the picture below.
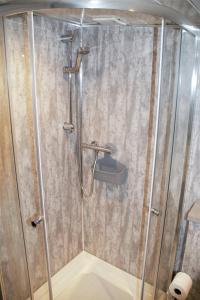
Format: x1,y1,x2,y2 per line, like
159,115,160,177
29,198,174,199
62,31,75,133
140,18,165,300
79,8,85,251
27,12,53,300
69,40,73,124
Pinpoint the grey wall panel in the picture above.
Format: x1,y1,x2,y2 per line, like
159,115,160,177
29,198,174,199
0,17,31,300
33,15,82,275
82,24,181,287
82,25,160,277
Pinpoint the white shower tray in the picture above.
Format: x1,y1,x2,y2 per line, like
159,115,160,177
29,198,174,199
28,251,166,300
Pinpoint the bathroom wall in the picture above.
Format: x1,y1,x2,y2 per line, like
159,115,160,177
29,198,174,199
3,14,82,293
182,223,200,300
81,24,181,286
0,17,31,299
178,34,200,300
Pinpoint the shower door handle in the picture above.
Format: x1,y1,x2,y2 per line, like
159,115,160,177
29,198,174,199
31,216,44,227
151,208,160,216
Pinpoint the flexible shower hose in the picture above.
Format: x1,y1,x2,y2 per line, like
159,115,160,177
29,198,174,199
81,150,99,198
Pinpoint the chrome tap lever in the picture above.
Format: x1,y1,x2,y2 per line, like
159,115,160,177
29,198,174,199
81,142,112,154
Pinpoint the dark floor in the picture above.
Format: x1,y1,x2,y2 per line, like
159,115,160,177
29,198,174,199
0,286,2,300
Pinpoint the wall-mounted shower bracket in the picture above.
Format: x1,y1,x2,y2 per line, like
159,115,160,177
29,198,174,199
61,31,77,134
60,31,76,43
63,122,74,132
63,47,90,74
61,32,89,134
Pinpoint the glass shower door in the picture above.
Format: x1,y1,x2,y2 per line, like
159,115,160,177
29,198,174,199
0,13,52,300
141,20,183,300
154,29,198,300
142,22,199,300
0,15,32,300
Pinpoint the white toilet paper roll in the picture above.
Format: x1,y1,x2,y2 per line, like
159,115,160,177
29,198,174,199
169,272,192,300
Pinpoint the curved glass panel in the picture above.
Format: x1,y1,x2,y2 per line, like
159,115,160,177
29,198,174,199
0,16,32,300
1,6,199,300
1,13,51,300
154,29,197,300
142,20,183,300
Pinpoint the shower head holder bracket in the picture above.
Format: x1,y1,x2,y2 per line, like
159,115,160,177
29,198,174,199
63,47,90,73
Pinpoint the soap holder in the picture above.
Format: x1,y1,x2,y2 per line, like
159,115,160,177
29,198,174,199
94,153,128,185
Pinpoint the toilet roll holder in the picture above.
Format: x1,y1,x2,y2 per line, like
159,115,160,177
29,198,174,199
168,272,193,300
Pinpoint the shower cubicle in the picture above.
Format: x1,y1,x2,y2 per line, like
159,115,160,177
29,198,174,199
0,1,200,300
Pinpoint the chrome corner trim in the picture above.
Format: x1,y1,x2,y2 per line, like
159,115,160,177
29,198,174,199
79,7,85,251
140,18,165,300
27,11,53,300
